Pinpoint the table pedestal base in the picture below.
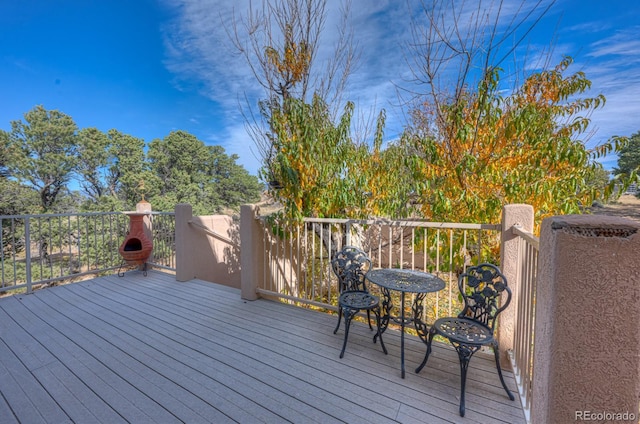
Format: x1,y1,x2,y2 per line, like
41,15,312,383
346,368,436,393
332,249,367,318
375,288,429,378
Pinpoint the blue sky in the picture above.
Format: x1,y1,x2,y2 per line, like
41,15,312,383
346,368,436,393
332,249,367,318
1,0,639,177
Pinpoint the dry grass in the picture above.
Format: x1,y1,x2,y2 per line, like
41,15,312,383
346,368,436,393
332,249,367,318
591,194,640,222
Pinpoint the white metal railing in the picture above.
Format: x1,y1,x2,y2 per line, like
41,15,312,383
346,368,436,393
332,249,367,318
0,211,176,294
257,215,501,323
509,224,539,423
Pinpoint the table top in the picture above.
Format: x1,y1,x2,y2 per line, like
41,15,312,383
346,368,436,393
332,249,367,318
366,268,446,293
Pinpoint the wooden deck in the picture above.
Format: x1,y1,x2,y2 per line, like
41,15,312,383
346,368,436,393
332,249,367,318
0,271,526,423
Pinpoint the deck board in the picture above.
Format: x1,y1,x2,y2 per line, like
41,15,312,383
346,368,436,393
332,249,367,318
0,271,526,423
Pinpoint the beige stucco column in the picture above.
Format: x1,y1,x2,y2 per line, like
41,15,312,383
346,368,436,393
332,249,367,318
240,204,263,300
498,204,534,365
175,203,194,282
531,215,640,424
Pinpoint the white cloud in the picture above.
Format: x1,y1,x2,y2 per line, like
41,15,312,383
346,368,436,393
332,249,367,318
161,0,259,113
574,25,640,154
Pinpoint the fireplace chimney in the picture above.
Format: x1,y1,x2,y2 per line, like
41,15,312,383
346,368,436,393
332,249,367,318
118,200,153,275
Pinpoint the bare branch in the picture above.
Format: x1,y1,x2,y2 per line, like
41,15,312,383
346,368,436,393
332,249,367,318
224,0,357,173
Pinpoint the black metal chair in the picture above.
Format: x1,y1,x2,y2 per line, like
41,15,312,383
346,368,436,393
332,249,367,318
331,246,387,358
415,263,514,416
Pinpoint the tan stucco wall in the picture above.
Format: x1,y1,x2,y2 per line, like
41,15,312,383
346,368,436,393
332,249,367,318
532,214,640,424
175,204,241,288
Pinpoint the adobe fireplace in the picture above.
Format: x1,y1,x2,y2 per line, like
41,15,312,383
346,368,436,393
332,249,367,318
118,211,153,276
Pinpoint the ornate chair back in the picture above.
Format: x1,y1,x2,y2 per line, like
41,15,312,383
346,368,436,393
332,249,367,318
458,263,512,330
331,246,371,293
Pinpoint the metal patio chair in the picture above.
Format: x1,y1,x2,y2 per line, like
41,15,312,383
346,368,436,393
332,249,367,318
415,263,515,416
331,246,387,358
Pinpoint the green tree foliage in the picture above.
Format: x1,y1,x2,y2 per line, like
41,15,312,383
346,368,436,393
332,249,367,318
584,166,612,203
76,129,152,211
265,95,358,219
148,131,261,214
239,1,417,221
77,127,110,201
148,130,211,210
0,178,39,216
207,145,263,208
105,129,154,209
265,94,413,220
613,131,640,181
1,106,260,214
3,105,78,212
0,131,39,215
359,123,417,218
403,58,624,229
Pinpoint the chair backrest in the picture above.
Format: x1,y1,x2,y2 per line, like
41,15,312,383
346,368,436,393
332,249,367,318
458,263,511,330
331,246,372,293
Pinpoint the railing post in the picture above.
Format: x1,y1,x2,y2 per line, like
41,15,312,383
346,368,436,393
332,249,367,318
345,221,351,246
175,203,193,282
24,217,32,294
240,204,262,301
498,204,534,365
531,215,640,423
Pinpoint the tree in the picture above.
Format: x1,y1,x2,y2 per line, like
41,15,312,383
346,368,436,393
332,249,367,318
398,1,632,228
358,119,418,218
148,131,213,213
584,166,612,204
403,57,622,227
3,105,78,212
0,178,39,216
613,131,640,181
107,129,154,209
229,0,356,183
0,127,40,214
266,95,357,219
147,130,261,214
206,145,263,209
228,0,418,221
77,127,110,202
403,0,555,116
265,93,414,220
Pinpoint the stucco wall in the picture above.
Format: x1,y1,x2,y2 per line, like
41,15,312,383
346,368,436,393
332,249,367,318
175,204,241,288
532,214,640,423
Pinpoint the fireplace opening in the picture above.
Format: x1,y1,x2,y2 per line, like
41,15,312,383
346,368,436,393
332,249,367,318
123,238,143,251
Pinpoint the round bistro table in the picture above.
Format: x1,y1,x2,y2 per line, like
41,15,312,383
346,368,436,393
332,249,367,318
366,268,446,378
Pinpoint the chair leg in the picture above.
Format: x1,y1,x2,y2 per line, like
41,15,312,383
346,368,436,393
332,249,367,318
366,309,373,330
333,306,343,334
415,327,436,373
453,344,481,417
458,352,471,417
373,308,387,355
492,340,515,401
339,308,356,358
